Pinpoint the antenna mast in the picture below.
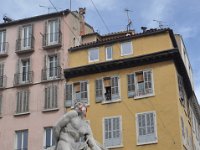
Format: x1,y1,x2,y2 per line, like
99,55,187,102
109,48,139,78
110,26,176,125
125,8,133,31
153,20,164,29
39,5,54,13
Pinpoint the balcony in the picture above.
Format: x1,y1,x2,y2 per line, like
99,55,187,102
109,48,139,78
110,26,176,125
41,66,62,81
0,75,7,89
14,71,33,86
16,37,34,54
0,42,9,57
42,31,62,49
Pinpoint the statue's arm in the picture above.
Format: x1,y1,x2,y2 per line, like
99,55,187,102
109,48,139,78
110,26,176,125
53,110,78,141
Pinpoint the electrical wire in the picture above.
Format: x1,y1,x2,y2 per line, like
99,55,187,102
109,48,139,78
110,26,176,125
89,0,110,33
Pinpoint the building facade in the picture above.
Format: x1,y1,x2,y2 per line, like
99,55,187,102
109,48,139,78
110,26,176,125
0,9,93,150
64,29,200,150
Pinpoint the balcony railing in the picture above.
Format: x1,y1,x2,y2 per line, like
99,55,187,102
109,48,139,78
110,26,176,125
42,31,62,49
0,42,9,56
42,66,62,81
16,37,34,53
14,71,33,86
0,75,7,88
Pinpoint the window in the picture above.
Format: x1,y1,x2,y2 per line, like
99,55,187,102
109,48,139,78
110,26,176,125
121,41,133,56
103,116,122,148
47,19,59,45
22,25,32,49
136,111,157,145
16,90,29,114
0,94,2,115
15,130,28,150
127,69,154,98
65,81,88,107
0,63,4,87
106,46,112,60
43,54,61,80
181,117,185,139
178,74,185,105
95,76,120,103
44,85,58,110
0,30,6,53
21,59,30,83
44,127,55,149
88,48,99,62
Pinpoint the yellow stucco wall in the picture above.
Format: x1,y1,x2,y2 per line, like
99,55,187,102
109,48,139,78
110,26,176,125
68,32,174,68
66,61,183,150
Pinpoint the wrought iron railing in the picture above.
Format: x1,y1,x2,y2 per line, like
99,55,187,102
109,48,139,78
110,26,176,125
42,31,62,48
14,71,33,86
16,36,34,52
41,66,62,81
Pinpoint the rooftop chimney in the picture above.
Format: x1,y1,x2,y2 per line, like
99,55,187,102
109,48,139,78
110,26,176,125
141,26,147,33
79,8,86,36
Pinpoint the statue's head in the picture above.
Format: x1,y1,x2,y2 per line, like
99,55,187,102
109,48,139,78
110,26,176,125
74,102,87,117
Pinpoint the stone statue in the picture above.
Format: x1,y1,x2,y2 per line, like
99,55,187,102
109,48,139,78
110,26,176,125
49,102,107,150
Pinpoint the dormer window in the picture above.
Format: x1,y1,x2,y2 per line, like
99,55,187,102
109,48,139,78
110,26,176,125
121,41,133,56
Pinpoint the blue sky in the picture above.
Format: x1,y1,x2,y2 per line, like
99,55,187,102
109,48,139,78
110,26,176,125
1,0,200,102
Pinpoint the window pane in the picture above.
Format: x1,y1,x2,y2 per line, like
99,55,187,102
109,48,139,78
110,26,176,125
121,42,132,56
106,46,112,60
89,48,99,61
46,128,51,147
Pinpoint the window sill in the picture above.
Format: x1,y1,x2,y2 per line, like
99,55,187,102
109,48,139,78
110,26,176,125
102,99,121,104
42,108,59,112
41,78,63,83
14,112,30,116
137,140,158,146
105,144,123,149
133,94,155,100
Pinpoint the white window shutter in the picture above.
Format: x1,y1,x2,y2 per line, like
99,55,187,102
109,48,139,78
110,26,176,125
80,81,88,104
95,79,103,102
127,74,135,97
137,112,157,145
144,70,153,95
65,84,73,107
111,76,119,100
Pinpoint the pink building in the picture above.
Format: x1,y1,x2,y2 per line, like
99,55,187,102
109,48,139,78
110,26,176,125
0,9,93,150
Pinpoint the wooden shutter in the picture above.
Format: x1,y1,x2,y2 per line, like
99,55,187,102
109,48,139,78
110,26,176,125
44,87,48,109
137,112,157,144
65,84,73,107
127,74,135,97
44,21,48,46
80,81,88,104
144,70,153,95
111,76,119,100
95,79,103,103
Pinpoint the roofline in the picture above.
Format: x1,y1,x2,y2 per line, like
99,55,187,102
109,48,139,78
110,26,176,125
69,28,177,51
0,9,70,28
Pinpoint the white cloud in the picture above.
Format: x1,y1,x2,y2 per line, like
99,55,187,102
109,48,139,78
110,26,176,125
176,26,198,39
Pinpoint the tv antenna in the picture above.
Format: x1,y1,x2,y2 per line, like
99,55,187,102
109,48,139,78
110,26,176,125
153,19,165,29
125,8,133,31
39,5,55,13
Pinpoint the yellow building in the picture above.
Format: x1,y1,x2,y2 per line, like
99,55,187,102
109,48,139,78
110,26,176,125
64,29,200,150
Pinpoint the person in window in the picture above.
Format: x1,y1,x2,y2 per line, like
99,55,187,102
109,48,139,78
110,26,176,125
51,102,106,150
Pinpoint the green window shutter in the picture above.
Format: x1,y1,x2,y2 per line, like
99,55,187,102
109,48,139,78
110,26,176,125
95,79,103,103
0,95,2,115
44,87,48,109
65,84,73,107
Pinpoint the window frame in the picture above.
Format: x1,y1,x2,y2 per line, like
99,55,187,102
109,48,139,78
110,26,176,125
136,111,158,145
47,19,59,45
120,41,133,56
44,84,58,110
16,90,30,114
0,30,6,53
105,46,113,61
88,47,99,62
43,127,55,149
15,130,28,150
103,115,123,148
127,69,154,99
21,24,32,50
